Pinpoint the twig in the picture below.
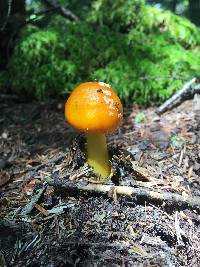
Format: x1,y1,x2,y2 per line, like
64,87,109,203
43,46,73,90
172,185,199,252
20,186,47,215
174,211,183,245
156,78,200,114
139,75,191,81
42,0,79,21
46,178,200,211
24,6,61,25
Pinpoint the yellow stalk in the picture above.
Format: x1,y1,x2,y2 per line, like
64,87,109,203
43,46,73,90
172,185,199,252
86,133,111,178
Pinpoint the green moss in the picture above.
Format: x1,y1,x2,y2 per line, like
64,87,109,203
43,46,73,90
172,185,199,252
91,33,200,105
8,29,77,98
2,0,200,105
88,0,144,31
142,6,200,48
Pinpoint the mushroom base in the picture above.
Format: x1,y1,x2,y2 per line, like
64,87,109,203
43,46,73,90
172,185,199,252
86,133,111,179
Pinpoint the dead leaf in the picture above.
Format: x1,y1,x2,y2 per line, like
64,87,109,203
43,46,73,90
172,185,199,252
23,179,40,195
0,171,11,186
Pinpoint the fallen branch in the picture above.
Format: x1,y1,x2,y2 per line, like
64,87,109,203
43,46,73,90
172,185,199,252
42,0,79,21
139,75,190,81
156,78,200,114
46,178,200,211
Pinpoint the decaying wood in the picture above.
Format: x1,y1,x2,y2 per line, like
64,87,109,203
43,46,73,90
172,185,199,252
156,78,200,114
46,178,200,211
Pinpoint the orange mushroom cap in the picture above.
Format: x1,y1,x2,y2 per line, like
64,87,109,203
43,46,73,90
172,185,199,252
65,82,123,134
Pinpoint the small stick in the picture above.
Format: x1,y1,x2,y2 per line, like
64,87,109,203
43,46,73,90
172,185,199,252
20,186,46,215
156,78,199,115
178,145,186,167
43,0,79,21
46,178,200,211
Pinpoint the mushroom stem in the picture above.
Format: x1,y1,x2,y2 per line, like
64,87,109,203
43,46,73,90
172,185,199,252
86,133,111,178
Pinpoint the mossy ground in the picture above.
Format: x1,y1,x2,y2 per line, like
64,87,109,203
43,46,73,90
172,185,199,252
1,0,200,105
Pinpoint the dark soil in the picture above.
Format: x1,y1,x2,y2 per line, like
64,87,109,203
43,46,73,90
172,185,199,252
1,97,200,267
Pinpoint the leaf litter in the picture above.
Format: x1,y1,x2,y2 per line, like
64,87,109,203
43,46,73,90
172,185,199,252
0,97,200,266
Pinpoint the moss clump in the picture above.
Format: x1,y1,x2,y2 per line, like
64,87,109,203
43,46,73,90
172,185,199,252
3,0,200,104
92,33,200,105
142,5,200,48
87,0,144,31
8,27,77,98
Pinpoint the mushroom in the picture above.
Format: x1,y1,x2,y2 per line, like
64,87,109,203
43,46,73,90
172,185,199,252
65,81,123,179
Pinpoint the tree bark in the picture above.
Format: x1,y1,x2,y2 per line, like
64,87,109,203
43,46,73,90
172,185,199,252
0,0,26,70
171,0,178,13
188,0,200,26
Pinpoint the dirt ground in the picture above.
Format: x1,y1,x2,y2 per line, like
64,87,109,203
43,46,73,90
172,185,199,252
1,96,200,267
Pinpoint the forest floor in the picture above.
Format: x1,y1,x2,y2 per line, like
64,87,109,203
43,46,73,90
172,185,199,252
1,96,200,267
